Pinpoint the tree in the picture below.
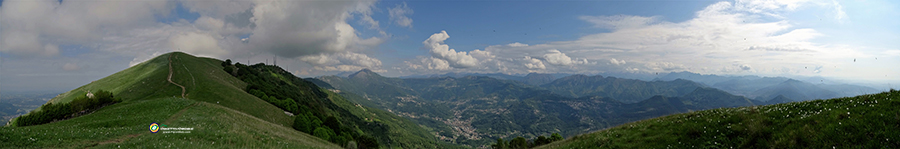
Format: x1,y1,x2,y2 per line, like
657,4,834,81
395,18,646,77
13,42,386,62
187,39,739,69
492,138,508,149
534,135,550,146
509,137,528,149
355,135,379,149
222,59,232,67
323,116,342,135
313,127,335,141
293,114,311,133
311,115,323,129
551,133,564,141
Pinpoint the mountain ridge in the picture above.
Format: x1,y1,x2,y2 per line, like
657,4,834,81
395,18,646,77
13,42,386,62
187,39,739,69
3,52,447,148
313,69,765,147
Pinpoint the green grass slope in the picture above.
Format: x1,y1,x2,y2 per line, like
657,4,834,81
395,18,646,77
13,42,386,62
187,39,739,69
537,90,900,148
232,64,451,148
0,98,338,148
168,52,294,126
3,52,338,148
21,52,292,126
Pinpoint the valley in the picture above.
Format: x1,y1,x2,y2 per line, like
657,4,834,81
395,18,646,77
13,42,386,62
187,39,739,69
3,52,892,148
310,68,876,147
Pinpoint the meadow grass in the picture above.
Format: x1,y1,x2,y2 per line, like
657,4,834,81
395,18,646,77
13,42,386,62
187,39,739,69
3,52,339,148
536,90,900,149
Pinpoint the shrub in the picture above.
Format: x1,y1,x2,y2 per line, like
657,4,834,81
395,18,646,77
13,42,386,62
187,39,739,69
313,127,335,141
355,135,380,149
293,114,311,133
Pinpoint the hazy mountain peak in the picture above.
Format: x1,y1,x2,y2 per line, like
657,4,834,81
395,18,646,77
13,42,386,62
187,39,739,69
769,95,793,103
523,73,556,86
348,69,382,79
564,74,599,79
783,79,803,84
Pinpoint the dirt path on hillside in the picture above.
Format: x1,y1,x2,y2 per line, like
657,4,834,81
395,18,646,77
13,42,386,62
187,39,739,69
86,54,198,148
168,54,187,98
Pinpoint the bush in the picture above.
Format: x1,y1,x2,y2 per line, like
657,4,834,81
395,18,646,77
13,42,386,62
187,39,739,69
355,135,380,149
293,114,311,133
313,127,335,141
323,116,342,135
509,137,528,149
550,133,564,141
15,90,120,127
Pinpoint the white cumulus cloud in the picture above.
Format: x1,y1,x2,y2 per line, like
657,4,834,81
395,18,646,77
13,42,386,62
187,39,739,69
388,2,414,28
423,30,479,68
299,52,382,70
610,58,627,65
169,32,228,58
523,56,546,70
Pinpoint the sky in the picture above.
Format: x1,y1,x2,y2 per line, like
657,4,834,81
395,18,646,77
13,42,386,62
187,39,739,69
1,0,899,92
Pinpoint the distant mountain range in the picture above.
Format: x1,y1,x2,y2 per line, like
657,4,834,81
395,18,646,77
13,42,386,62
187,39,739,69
310,69,769,146
655,71,879,101
394,71,879,103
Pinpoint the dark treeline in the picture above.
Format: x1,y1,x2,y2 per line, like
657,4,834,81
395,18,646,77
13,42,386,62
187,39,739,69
492,133,564,149
14,90,121,126
223,60,380,148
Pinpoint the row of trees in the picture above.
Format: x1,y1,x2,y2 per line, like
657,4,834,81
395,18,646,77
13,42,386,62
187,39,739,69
492,133,564,149
14,90,121,126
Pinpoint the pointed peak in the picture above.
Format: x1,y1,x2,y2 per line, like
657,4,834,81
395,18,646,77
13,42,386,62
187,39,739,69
349,69,382,79
782,79,804,84
358,68,375,73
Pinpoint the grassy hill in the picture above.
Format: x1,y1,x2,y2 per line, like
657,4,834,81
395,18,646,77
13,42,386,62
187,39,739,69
536,89,900,148
1,98,338,148
12,52,293,127
226,64,448,148
2,52,438,148
312,71,764,147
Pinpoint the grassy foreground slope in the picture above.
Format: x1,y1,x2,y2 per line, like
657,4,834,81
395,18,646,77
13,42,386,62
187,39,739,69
2,52,338,148
537,90,900,148
0,98,339,148
14,52,292,127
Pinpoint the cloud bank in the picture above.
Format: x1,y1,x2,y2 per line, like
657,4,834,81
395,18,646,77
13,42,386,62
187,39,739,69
1,0,390,75
399,0,855,77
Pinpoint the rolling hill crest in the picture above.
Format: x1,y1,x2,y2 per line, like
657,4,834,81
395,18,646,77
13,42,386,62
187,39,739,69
2,52,446,148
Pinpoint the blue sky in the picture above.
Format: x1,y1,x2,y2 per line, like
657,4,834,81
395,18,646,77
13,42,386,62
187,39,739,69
1,0,899,92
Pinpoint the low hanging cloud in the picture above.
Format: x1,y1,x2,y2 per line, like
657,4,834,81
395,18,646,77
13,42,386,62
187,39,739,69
610,58,627,65
543,49,588,66
168,32,228,58
738,64,753,71
299,52,383,71
507,42,529,47
523,56,546,70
